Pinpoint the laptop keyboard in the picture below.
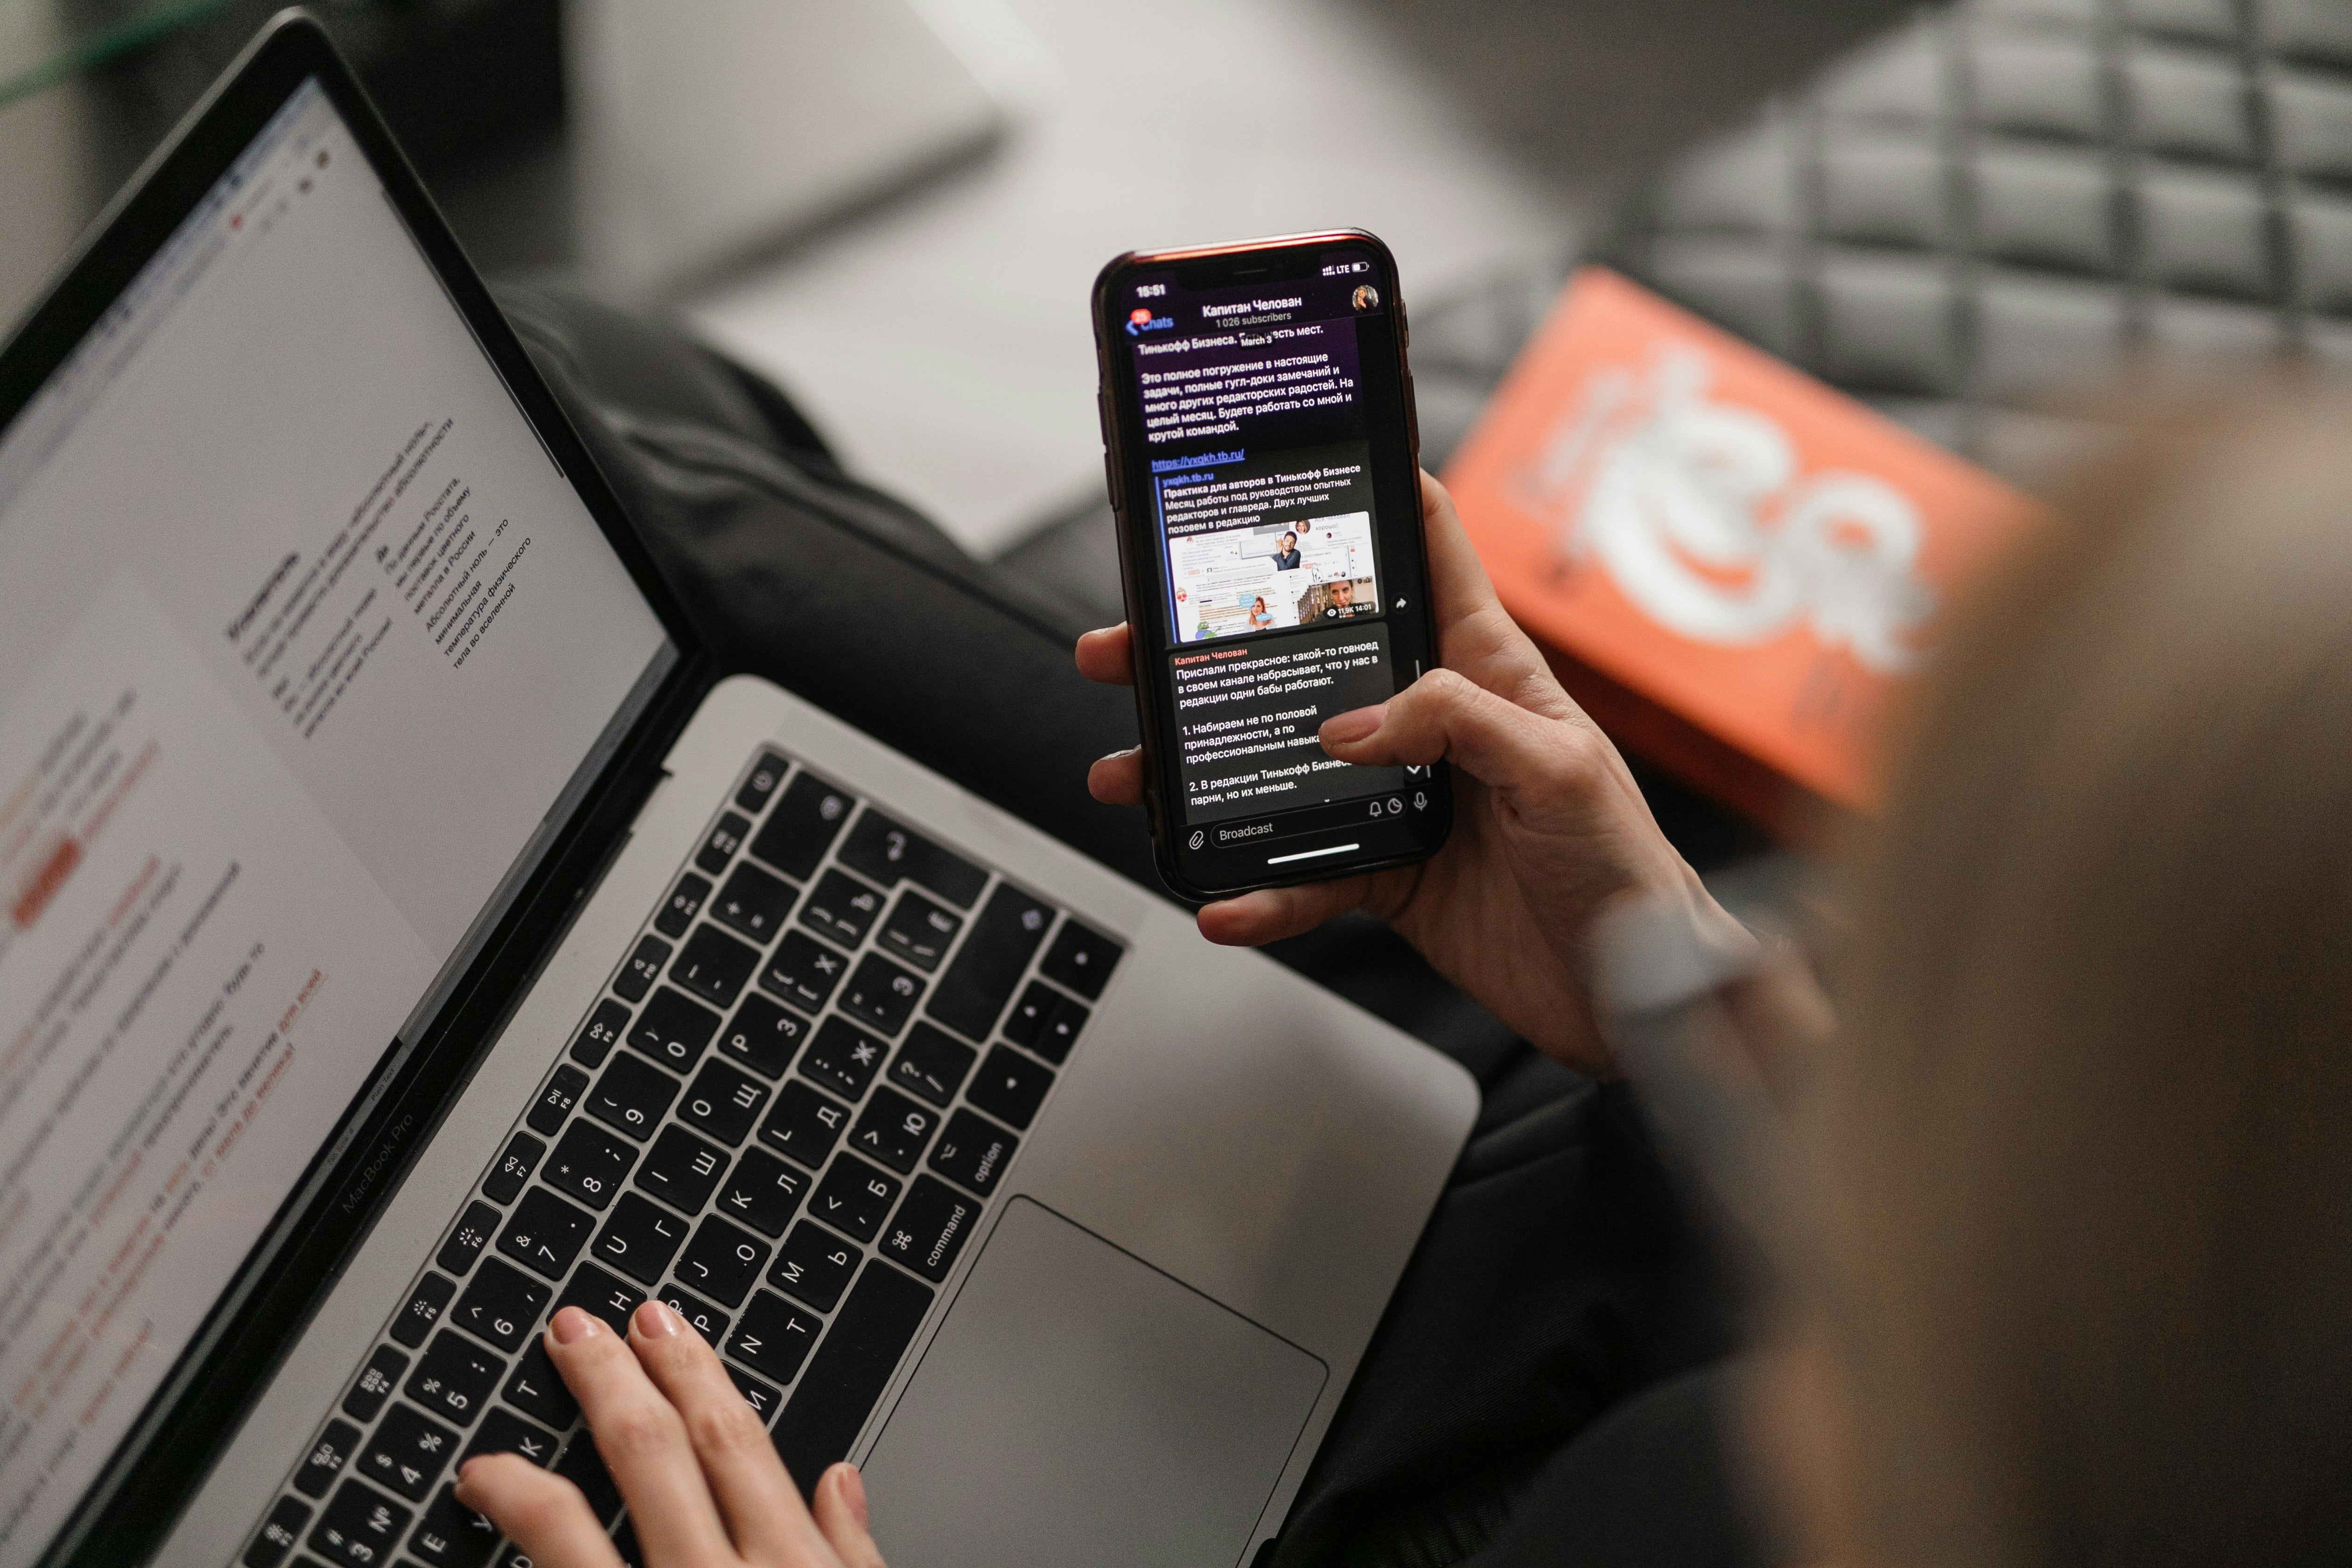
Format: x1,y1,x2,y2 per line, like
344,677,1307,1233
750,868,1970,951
239,748,1123,1568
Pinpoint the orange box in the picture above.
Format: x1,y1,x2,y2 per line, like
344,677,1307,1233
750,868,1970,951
1442,267,2040,833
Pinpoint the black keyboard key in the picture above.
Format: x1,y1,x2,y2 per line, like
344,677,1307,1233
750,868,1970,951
587,1053,679,1142
696,811,752,876
482,1132,545,1205
391,1272,455,1348
924,883,1054,1041
798,868,885,948
725,1363,784,1426
654,1282,729,1346
501,1341,578,1429
674,1214,771,1306
879,1176,978,1283
966,1044,1054,1130
1001,980,1055,1049
552,1434,621,1523
767,1221,859,1311
245,1495,310,1567
435,1202,502,1278
343,1345,409,1422
610,1514,644,1568
571,998,632,1068
544,1120,637,1211
672,924,760,1008
849,1087,939,1175
679,1056,771,1146
359,1403,458,1501
711,861,797,945
1035,993,1089,1065
654,873,711,940
626,987,721,1075
405,1331,504,1428
593,1192,689,1285
810,1155,901,1243
758,930,849,1014
736,751,789,814
719,993,811,1081
758,1079,851,1168
773,1263,934,1498
840,952,924,1036
888,1023,975,1108
408,1485,499,1568
838,811,987,908
553,1261,644,1336
798,1016,887,1102
927,1108,1018,1198
497,1188,595,1281
750,771,854,880
309,1480,411,1568
294,1419,364,1498
1040,918,1123,1000
527,1065,589,1136
614,934,671,1002
727,1289,821,1385
716,1148,809,1238
877,888,961,972
451,1258,551,1352
634,1124,729,1214
463,1407,559,1466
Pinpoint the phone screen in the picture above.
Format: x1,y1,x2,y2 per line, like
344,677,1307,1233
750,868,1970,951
1099,236,1449,894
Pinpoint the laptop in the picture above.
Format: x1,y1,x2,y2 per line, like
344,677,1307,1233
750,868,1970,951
0,14,1473,1568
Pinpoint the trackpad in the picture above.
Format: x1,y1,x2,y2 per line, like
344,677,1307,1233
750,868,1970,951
860,1198,1327,1568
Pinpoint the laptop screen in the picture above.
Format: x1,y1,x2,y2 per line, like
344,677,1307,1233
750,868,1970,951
0,78,671,1559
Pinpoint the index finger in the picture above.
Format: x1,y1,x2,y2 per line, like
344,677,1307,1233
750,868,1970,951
1074,623,1135,686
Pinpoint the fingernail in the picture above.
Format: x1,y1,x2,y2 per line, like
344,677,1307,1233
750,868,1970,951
550,1306,597,1345
452,1458,480,1502
634,1300,682,1339
1321,704,1385,745
838,1463,869,1529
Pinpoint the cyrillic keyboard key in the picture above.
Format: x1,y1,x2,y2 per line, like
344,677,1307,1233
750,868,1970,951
798,868,884,949
767,1220,858,1312
749,771,854,880
497,1188,595,1280
924,883,1053,1042
391,1271,455,1348
553,1260,646,1336
544,1120,636,1211
502,1341,578,1430
797,1016,887,1102
711,861,796,945
725,1363,783,1426
633,1124,729,1214
655,1282,729,1346
836,811,987,908
294,1419,363,1498
1039,918,1123,1000
436,1202,502,1278
1035,993,1089,1065
839,952,924,1036
592,1192,689,1285
810,1155,900,1243
848,1087,939,1175
887,1023,974,1108
758,1080,851,1169
758,930,849,1014
696,811,752,876
679,1056,770,1147
626,987,720,1074
587,1053,679,1142
614,934,671,1002
308,1479,409,1568
675,1214,770,1306
965,1044,1054,1130
654,873,710,940
727,1289,821,1385
343,1344,408,1423
404,1331,503,1428
571,999,632,1068
358,1402,456,1501
877,888,960,972
408,1484,498,1568
927,1109,1017,1198
878,1176,978,1282
1001,980,1056,1049
527,1065,588,1136
716,1148,810,1238
244,1495,309,1568
450,1258,550,1352
772,1263,934,1497
735,751,789,814
483,1132,545,1204
672,924,759,1008
719,993,810,1081
553,1433,622,1523
463,1407,558,1466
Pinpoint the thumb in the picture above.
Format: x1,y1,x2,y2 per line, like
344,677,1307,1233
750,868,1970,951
1320,668,1587,798
813,1463,886,1568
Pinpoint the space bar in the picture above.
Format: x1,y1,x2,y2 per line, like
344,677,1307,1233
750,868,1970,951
772,1261,934,1498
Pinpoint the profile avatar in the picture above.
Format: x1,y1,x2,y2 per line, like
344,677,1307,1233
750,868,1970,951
1352,284,1380,312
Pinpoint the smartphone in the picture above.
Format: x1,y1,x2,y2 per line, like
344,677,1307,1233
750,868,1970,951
1092,229,1454,901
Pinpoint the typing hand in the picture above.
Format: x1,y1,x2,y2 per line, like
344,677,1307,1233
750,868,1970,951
456,1303,885,1568
1077,472,1737,1075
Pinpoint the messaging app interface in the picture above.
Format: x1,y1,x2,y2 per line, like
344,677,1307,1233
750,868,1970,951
1118,255,1414,840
